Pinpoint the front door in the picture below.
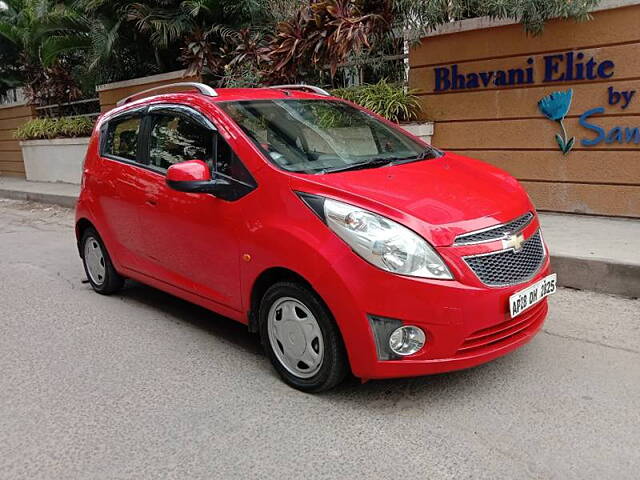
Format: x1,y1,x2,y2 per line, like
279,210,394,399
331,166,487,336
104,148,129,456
137,105,247,312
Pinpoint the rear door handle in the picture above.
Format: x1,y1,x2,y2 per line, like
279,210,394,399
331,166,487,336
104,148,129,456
146,199,157,206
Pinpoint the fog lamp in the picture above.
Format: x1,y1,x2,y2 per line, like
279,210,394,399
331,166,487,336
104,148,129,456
389,326,426,356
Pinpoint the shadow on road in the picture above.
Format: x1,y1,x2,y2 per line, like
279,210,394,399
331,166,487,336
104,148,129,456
111,279,520,402
116,280,263,356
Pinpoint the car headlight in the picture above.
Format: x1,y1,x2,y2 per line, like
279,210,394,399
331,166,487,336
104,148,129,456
297,193,453,280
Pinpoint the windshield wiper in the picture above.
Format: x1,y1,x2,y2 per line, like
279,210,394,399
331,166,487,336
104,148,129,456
320,157,396,174
394,148,440,164
319,148,439,174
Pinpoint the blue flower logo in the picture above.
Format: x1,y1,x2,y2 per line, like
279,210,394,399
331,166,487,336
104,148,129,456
538,89,575,154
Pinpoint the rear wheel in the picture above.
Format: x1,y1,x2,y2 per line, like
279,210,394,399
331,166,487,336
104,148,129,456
259,282,348,392
81,228,124,295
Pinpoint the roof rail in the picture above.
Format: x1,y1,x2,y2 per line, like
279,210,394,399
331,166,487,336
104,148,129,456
267,84,331,96
116,82,218,107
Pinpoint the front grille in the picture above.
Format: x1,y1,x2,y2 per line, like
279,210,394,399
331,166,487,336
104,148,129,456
463,230,545,287
455,301,546,356
454,212,534,245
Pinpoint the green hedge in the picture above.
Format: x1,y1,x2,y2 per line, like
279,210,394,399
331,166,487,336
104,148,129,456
15,116,95,141
331,80,422,123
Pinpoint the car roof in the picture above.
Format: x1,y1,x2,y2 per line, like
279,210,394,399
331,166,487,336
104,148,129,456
206,87,332,102
102,87,337,122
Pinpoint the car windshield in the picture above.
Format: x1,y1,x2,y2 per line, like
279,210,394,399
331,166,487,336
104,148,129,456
218,99,440,174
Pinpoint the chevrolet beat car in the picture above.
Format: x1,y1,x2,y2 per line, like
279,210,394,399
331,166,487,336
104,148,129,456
75,82,556,392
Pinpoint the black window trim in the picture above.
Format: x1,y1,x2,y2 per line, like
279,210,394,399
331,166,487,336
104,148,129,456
100,104,216,177
147,103,216,132
100,102,258,199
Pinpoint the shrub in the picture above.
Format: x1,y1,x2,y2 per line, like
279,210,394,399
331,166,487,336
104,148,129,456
222,63,264,88
15,116,95,141
331,80,422,123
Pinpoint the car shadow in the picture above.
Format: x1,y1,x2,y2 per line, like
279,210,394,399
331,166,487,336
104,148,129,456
117,280,263,357
325,365,491,403
113,280,525,401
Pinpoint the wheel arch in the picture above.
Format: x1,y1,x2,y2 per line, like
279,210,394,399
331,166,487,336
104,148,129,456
248,267,313,333
75,217,96,256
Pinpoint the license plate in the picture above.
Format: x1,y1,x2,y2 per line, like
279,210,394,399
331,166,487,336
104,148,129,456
509,274,557,318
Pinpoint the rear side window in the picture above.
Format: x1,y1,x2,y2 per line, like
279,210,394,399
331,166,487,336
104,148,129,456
148,114,213,171
104,117,141,161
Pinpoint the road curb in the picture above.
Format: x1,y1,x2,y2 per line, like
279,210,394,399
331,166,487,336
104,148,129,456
551,255,640,298
0,188,77,208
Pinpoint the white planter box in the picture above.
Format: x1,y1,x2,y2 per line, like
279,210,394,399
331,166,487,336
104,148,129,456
401,122,434,144
20,137,90,185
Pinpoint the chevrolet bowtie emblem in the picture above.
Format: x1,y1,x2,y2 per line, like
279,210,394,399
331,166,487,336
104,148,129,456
502,232,525,252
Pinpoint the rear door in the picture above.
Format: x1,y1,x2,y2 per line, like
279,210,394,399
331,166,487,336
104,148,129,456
97,111,150,264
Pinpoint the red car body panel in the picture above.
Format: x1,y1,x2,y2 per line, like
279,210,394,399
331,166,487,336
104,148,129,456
76,88,551,381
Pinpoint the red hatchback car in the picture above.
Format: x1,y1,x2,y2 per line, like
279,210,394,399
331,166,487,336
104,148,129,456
76,82,556,392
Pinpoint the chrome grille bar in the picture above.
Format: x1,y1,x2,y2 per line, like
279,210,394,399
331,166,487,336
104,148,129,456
454,212,534,246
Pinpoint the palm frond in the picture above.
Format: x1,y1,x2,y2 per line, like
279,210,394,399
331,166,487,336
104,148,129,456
41,33,90,65
0,21,22,47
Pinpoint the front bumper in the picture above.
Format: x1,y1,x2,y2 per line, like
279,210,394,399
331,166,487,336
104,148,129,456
323,251,551,380
364,298,547,380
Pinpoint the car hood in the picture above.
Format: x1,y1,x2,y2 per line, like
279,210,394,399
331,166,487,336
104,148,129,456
288,152,533,246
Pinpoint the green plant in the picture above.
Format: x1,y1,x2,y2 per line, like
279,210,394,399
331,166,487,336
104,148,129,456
394,0,600,37
0,17,22,97
127,0,275,51
15,116,95,140
0,0,83,103
0,0,114,72
331,79,421,123
222,62,265,87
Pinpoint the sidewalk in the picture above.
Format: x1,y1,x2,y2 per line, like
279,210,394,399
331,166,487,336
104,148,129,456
539,213,640,298
1,176,638,297
0,176,79,208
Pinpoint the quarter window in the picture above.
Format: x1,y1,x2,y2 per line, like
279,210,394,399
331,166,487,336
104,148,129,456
148,114,213,171
215,134,255,186
104,116,141,161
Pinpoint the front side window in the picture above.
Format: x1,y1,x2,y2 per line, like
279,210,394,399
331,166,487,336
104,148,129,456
146,109,256,197
104,116,141,161
218,99,439,174
148,113,213,170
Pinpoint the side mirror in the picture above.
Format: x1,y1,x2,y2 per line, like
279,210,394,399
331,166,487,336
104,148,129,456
166,159,231,195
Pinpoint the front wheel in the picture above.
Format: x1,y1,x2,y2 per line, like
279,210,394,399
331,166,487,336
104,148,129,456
259,282,348,392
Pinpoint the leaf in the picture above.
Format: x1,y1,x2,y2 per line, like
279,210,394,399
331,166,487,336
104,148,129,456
555,133,565,152
563,137,575,155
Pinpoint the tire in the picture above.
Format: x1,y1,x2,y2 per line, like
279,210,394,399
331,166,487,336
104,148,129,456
259,281,348,392
80,227,124,295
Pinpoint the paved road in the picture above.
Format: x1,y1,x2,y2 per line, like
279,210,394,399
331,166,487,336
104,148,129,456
0,198,638,480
